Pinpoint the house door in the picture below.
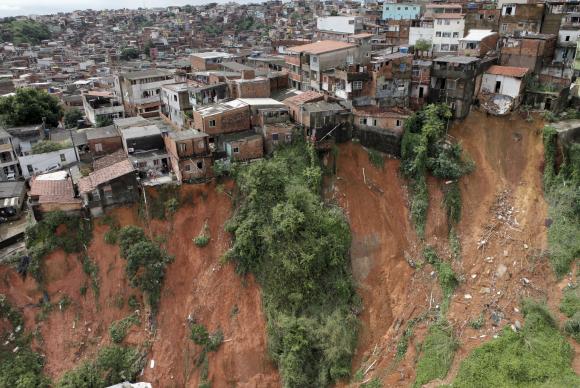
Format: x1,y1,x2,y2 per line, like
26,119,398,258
419,87,424,98
545,98,552,110
495,81,501,93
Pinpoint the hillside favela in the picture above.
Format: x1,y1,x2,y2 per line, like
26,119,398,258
0,0,579,387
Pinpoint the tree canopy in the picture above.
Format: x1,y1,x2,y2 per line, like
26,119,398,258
0,88,62,128
63,108,84,129
0,18,51,44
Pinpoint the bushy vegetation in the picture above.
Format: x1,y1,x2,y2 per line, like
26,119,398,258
109,313,140,343
31,140,71,154
225,141,359,387
25,211,93,283
193,221,210,247
57,345,145,388
0,18,51,44
542,126,580,276
367,148,385,169
400,104,474,236
450,300,580,387
0,88,63,127
413,320,457,387
144,186,181,220
118,226,173,312
561,285,580,341
63,108,84,129
423,246,458,310
102,215,121,245
0,294,51,387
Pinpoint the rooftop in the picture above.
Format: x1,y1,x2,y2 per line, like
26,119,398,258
0,181,25,199
461,29,496,42
169,129,208,141
114,116,150,129
78,159,135,193
29,173,80,204
282,90,325,106
486,65,529,78
93,149,128,170
191,51,236,59
86,125,120,141
121,124,162,139
287,40,356,55
121,69,172,80
434,55,480,64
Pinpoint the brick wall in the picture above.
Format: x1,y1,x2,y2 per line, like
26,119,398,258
88,136,124,157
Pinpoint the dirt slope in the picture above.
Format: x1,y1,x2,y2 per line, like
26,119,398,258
333,110,576,386
0,183,279,387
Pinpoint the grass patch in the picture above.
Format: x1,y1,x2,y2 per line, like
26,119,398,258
423,246,458,312
24,211,92,284
79,253,100,299
560,285,580,318
193,221,210,247
468,313,485,330
542,127,580,276
450,300,580,387
144,186,181,220
57,345,146,388
102,214,121,245
449,227,461,260
367,148,385,169
414,320,458,387
226,140,359,387
0,294,51,387
110,313,140,343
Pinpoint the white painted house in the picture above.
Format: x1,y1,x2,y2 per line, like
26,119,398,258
316,16,364,35
432,14,465,56
480,65,529,113
19,147,78,178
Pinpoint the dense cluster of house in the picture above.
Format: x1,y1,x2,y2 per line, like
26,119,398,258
0,0,579,225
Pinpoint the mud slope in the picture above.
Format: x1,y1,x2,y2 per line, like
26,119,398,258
140,183,279,387
0,183,279,387
336,111,575,386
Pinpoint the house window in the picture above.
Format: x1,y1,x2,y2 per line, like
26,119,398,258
565,35,570,41
436,32,442,37
285,134,292,142
442,32,451,38
27,164,33,174
505,6,513,16
353,81,363,90
197,160,203,169
173,95,177,101
95,143,103,152
447,79,457,90
396,120,401,127
501,24,508,32
453,32,459,38
185,164,191,171
450,44,458,51
441,44,450,51
103,185,113,199
233,147,239,153
312,56,318,63
399,63,406,71
209,119,216,127
154,159,160,166
373,119,377,126
359,118,367,125
60,153,66,162
444,20,450,26
179,143,187,153
272,133,279,141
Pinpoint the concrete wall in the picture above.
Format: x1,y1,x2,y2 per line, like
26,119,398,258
88,136,123,157
19,148,78,178
481,74,523,98
382,3,421,20
193,106,251,135
409,27,434,46
316,16,362,34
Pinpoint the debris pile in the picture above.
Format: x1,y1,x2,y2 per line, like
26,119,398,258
477,189,520,250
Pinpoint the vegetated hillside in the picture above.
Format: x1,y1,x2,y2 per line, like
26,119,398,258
332,109,579,386
0,184,279,387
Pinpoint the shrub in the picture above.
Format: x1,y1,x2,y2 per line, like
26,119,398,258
414,321,458,387
109,314,140,343
190,323,209,346
560,286,580,318
227,141,359,386
194,221,210,247
367,148,384,169
451,300,579,387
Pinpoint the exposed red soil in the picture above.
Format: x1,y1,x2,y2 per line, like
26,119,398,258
332,110,577,386
0,183,279,387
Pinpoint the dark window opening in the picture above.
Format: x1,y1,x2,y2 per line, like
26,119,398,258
197,160,203,169
495,81,501,93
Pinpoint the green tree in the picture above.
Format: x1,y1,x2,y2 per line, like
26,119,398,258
96,116,114,127
0,88,62,127
120,47,140,61
31,140,70,155
63,108,83,129
0,19,51,44
415,39,432,52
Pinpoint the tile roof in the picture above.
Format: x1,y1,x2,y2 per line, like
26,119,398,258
486,65,529,78
282,91,325,106
78,159,135,194
287,40,356,55
29,176,80,204
93,149,128,170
